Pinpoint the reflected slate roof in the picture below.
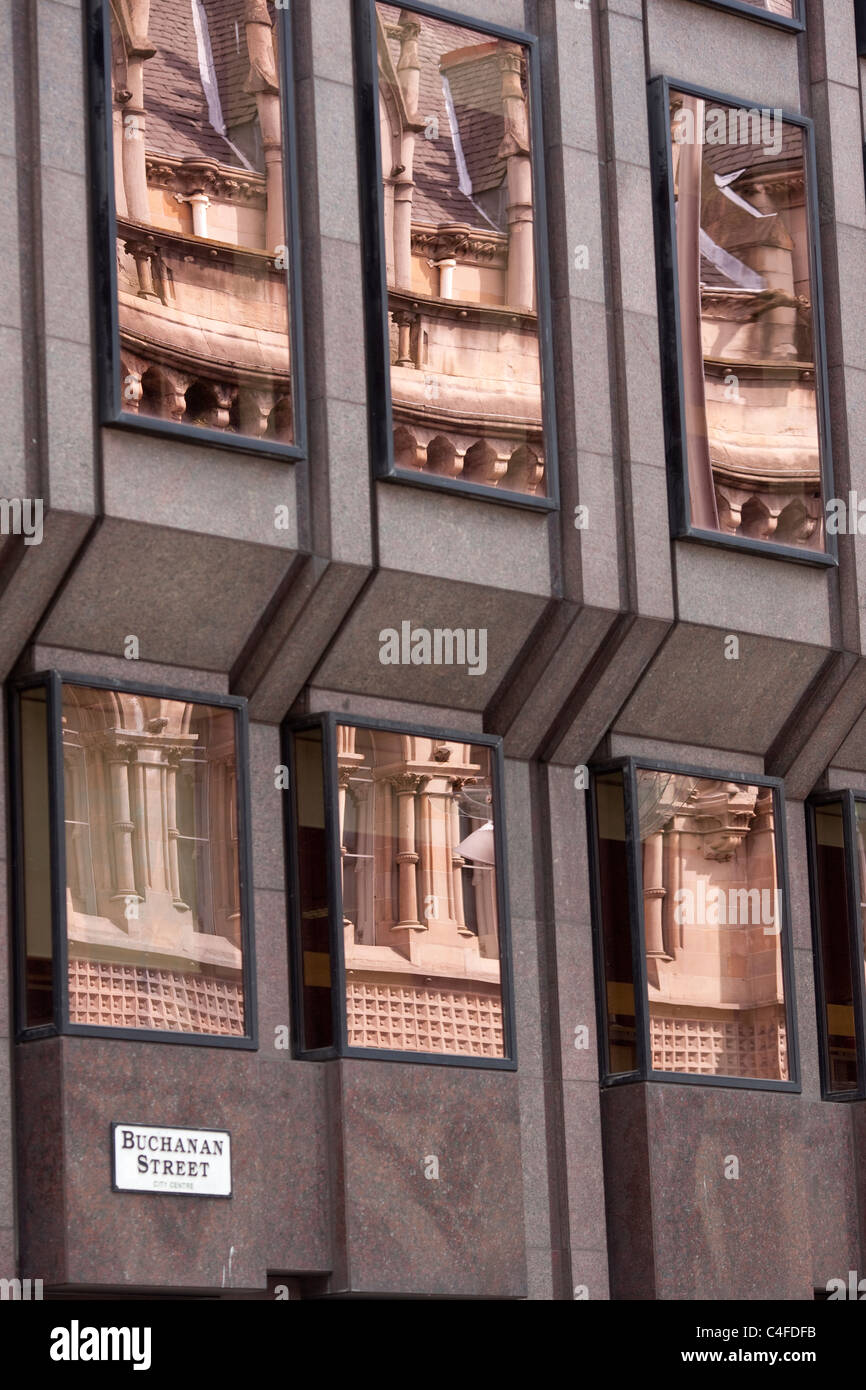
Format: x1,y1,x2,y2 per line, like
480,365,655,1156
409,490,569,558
700,120,803,178
143,0,261,169
378,2,514,234
700,254,739,289
204,0,261,138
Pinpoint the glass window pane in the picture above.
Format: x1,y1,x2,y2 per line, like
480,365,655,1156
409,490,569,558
20,687,53,1028
813,803,858,1093
109,0,294,443
375,3,547,496
61,684,246,1037
745,0,795,15
293,727,332,1050
854,804,866,1072
593,771,637,1075
337,724,505,1058
636,769,788,1080
669,90,824,550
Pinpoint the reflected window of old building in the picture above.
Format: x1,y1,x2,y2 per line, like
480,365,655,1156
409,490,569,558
359,2,554,503
807,793,866,1099
590,761,797,1087
94,0,298,450
652,81,831,556
286,716,515,1066
12,676,254,1044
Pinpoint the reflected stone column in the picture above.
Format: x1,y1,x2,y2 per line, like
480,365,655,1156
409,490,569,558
499,45,534,313
643,831,668,959
338,766,354,941
124,235,161,301
108,745,140,909
117,1,155,225
245,0,285,254
352,781,373,945
163,749,189,912
450,780,473,938
390,773,428,933
62,742,92,913
393,11,421,292
663,820,683,955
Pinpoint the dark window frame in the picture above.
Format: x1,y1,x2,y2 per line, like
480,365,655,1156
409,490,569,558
647,74,836,568
688,0,804,31
85,0,307,461
806,790,866,1101
8,670,258,1049
282,710,517,1069
587,756,801,1092
353,0,559,513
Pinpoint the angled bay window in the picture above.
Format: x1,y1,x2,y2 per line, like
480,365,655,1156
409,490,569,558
284,714,515,1066
355,1,557,508
88,0,304,455
588,760,798,1089
10,674,255,1046
806,793,866,1099
649,78,833,562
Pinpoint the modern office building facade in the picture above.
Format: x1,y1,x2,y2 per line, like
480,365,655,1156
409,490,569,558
1,0,866,1301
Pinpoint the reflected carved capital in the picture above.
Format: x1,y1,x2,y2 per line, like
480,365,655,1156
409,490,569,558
388,772,429,795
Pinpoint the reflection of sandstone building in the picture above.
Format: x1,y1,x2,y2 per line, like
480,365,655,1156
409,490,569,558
673,96,821,547
110,0,292,438
377,4,543,493
638,773,787,1080
62,688,243,1036
337,726,502,1058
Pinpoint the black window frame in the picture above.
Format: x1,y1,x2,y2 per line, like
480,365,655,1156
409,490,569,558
353,0,559,513
806,790,866,1101
85,0,307,461
687,0,804,31
647,74,836,568
587,756,801,1093
8,670,258,1049
282,710,517,1069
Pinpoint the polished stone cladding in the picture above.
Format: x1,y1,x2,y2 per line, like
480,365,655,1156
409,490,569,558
2,0,866,1300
